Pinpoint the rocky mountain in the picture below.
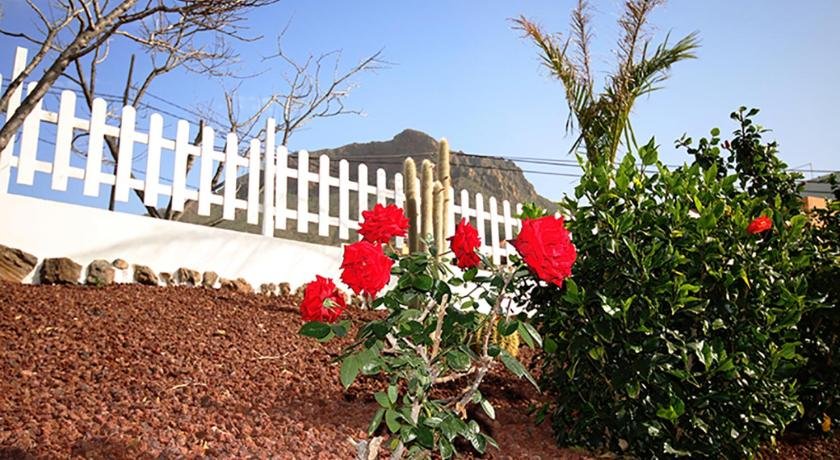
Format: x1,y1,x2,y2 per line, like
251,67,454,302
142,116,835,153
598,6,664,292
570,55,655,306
179,129,554,245
310,129,554,210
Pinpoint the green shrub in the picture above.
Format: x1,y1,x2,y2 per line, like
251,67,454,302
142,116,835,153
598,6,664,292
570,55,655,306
533,112,813,458
798,180,840,433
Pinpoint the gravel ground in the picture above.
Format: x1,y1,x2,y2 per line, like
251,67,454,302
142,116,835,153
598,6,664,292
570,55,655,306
1,282,835,459
0,282,586,459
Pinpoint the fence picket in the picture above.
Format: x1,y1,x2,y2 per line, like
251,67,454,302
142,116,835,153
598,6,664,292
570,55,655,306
459,189,470,222
339,159,350,240
82,98,107,197
475,192,486,253
447,186,456,238
0,47,28,194
297,150,310,233
171,119,190,212
357,163,369,239
376,168,387,204
489,197,501,264
16,82,42,186
318,154,330,236
502,200,514,256
223,132,238,220
114,105,137,202
394,172,404,248
51,90,76,191
261,118,276,236
143,113,164,206
275,144,288,230
198,125,214,216
246,139,260,225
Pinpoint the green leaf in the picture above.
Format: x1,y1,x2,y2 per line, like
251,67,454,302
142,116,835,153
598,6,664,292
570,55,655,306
299,322,332,339
499,350,539,389
340,355,361,389
412,274,434,292
374,391,392,408
447,350,471,371
518,322,542,348
368,408,385,435
497,319,519,337
387,385,398,404
543,336,558,354
385,409,401,433
480,399,496,420
463,267,478,281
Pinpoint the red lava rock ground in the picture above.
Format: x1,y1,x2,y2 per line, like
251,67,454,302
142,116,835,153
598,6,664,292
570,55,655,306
1,282,836,459
0,282,587,459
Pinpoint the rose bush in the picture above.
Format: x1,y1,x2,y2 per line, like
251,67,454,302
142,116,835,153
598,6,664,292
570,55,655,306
298,205,576,458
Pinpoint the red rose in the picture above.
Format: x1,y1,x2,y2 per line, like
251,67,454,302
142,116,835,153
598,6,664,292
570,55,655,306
340,241,393,298
359,204,409,244
300,275,347,323
747,215,772,234
511,215,577,288
448,218,481,268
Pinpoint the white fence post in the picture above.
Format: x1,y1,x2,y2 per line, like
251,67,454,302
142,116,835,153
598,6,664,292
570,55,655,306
51,90,76,191
0,47,28,194
114,105,136,203
197,125,214,216
475,192,486,253
488,197,501,264
376,168,387,204
246,139,260,225
357,163,368,239
338,159,350,240
394,172,404,248
16,82,42,186
275,144,288,230
171,119,190,212
318,154,330,237
83,98,107,197
222,132,239,221
297,150,310,234
143,113,164,207
261,118,276,236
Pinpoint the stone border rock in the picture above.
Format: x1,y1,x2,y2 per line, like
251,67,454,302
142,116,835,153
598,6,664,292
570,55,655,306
0,245,319,301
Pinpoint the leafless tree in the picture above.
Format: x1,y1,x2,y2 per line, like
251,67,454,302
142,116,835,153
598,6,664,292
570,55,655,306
190,32,386,226
0,0,276,216
266,32,386,146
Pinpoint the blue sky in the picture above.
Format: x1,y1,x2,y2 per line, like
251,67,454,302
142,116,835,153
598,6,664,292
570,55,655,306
1,1,839,204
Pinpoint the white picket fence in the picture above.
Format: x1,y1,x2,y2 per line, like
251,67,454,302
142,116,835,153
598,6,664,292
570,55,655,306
0,47,524,263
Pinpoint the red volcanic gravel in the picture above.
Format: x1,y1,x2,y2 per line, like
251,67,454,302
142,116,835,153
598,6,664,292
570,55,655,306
0,282,586,459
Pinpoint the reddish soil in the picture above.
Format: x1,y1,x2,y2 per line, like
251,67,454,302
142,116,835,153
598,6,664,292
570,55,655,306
0,282,586,459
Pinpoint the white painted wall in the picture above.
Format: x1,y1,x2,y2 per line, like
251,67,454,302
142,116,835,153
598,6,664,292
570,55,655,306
0,193,343,288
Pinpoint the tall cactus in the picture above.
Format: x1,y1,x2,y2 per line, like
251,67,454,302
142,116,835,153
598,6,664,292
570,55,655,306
421,160,435,249
433,180,445,256
403,158,419,252
437,138,452,241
